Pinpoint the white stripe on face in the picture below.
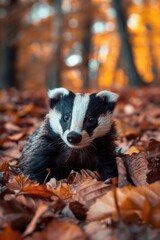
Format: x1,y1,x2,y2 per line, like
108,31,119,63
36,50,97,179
92,113,112,139
48,109,63,135
70,94,90,133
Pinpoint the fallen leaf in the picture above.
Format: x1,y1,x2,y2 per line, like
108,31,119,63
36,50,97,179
114,118,139,139
0,161,10,172
47,180,74,201
29,220,86,240
21,185,54,199
5,122,21,132
69,201,87,220
87,181,160,228
23,204,49,237
7,175,38,191
8,132,26,141
73,178,111,207
0,225,22,240
125,146,140,155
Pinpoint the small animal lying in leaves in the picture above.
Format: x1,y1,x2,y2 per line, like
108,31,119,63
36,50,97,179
19,88,119,183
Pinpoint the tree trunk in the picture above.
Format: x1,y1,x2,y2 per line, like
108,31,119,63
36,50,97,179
81,0,93,90
0,0,18,88
112,0,145,86
48,0,63,88
145,23,159,84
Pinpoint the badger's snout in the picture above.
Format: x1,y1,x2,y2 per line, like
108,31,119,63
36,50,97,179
67,131,82,144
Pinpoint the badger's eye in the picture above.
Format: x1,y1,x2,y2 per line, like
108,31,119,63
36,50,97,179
87,116,95,124
63,113,70,121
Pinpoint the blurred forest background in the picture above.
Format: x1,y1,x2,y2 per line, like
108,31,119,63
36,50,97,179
0,0,160,91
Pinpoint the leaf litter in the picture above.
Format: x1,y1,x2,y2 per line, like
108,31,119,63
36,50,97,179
0,87,160,239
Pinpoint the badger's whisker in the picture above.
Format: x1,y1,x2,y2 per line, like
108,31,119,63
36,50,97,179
19,87,118,183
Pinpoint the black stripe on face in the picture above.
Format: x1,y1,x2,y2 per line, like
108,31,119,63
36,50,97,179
83,93,109,136
55,91,75,133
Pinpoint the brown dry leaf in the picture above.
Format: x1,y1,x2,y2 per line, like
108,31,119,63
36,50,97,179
1,147,21,159
47,181,74,201
21,185,54,199
114,118,139,139
18,103,35,117
147,139,160,155
0,161,10,172
84,221,117,240
67,169,99,185
8,132,26,141
52,198,66,213
23,204,49,237
87,185,131,221
5,122,21,132
4,193,48,210
7,175,38,191
119,183,160,226
122,153,149,186
0,199,32,231
116,157,131,187
69,201,87,220
73,178,112,208
88,181,160,228
80,169,100,179
118,188,147,222
2,141,17,150
0,225,22,240
147,203,160,228
84,221,160,240
26,220,86,240
7,176,54,200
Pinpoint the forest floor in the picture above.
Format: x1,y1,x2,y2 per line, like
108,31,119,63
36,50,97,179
0,87,160,240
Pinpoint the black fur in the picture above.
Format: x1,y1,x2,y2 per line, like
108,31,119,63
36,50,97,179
19,118,118,184
19,89,118,183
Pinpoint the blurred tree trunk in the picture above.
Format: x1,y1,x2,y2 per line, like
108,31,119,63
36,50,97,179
0,0,18,88
112,0,145,86
81,0,93,90
48,0,63,88
145,23,159,84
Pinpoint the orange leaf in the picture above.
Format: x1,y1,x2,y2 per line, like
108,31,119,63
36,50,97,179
0,225,22,240
21,185,54,198
125,146,139,155
7,175,38,191
47,181,74,201
23,204,49,237
0,161,10,172
8,132,26,141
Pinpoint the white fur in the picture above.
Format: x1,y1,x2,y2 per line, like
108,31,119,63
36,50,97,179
92,113,112,139
48,109,63,135
64,114,113,149
62,94,90,148
97,90,118,102
62,95,113,149
48,87,69,99
63,129,90,149
48,90,116,149
70,94,90,132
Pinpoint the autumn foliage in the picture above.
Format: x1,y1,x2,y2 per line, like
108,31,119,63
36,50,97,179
0,87,160,239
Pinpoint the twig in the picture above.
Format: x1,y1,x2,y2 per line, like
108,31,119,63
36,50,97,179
112,177,122,221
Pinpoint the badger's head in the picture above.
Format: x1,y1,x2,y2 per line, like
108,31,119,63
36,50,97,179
48,88,118,149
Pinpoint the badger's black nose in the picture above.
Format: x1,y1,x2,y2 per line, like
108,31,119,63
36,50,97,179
67,131,82,144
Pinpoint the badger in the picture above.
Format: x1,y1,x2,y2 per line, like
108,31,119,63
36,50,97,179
19,88,119,184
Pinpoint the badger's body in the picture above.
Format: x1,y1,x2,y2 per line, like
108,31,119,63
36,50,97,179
19,88,118,183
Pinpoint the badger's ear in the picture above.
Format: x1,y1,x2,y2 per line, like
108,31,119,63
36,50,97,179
96,90,119,112
48,88,69,108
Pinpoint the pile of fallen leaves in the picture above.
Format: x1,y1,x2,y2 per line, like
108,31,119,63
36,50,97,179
0,87,160,240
